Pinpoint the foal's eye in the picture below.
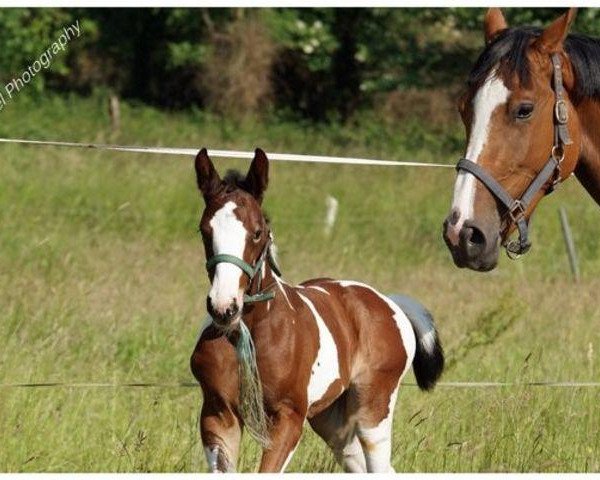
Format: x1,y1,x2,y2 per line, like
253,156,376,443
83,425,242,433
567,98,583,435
253,229,262,242
515,103,534,120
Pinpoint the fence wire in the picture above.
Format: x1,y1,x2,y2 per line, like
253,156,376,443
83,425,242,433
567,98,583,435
2,381,600,389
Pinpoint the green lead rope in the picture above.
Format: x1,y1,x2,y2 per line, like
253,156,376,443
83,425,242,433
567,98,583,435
243,291,275,303
235,320,271,447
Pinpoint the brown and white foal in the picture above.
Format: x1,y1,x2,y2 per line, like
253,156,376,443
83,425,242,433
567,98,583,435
190,148,444,473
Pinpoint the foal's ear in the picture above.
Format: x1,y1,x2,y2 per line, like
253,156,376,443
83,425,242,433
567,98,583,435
484,8,508,44
534,8,577,54
194,148,221,199
244,148,269,204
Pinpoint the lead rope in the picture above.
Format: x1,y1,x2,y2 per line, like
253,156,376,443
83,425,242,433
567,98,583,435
232,237,279,446
235,321,271,448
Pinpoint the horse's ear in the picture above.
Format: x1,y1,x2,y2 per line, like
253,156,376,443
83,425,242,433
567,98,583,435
194,148,221,199
534,8,577,54
244,148,269,204
484,8,508,44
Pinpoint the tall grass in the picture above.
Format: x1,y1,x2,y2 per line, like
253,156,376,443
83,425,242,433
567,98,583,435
0,93,599,472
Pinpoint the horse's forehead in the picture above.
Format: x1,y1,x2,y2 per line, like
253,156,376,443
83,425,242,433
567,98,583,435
205,193,260,231
469,70,511,134
208,200,244,228
472,69,511,102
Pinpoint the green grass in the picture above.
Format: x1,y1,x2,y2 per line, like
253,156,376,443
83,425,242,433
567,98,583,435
1,93,600,472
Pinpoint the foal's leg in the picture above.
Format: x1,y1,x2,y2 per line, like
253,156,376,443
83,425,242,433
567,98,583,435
308,389,367,473
191,325,242,472
258,405,305,472
200,400,242,472
356,384,400,473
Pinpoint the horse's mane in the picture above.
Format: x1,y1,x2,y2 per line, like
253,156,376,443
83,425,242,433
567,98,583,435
468,26,600,103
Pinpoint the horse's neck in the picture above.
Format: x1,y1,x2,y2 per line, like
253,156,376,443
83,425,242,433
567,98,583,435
575,98,600,205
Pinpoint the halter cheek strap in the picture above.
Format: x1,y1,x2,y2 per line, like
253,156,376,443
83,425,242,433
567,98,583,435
456,52,572,258
205,235,280,304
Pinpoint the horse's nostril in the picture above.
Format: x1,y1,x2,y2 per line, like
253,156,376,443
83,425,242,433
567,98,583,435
224,302,239,320
467,226,486,246
459,223,488,256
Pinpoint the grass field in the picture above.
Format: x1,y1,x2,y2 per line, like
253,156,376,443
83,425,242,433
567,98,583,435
1,94,599,472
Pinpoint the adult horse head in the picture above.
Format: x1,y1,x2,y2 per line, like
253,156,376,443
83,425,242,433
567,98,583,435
442,8,600,271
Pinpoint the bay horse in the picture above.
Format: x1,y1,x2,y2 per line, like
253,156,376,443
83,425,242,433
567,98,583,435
189,148,444,472
443,8,600,271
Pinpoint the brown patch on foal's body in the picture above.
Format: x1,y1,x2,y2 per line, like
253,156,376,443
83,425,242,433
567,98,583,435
191,275,410,472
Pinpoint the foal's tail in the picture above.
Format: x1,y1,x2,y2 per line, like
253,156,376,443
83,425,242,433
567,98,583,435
388,294,444,391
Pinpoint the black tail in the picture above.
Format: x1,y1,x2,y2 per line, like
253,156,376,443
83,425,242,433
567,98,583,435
388,294,444,391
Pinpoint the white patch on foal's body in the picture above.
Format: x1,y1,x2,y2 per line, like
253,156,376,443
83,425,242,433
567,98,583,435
274,275,295,311
357,384,400,473
452,71,510,231
280,441,301,473
208,201,247,310
298,293,341,406
307,285,330,295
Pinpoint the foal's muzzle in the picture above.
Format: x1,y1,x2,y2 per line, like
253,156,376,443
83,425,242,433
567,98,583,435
207,296,240,326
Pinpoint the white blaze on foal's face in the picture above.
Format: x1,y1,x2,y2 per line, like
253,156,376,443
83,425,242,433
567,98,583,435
451,71,510,231
208,201,248,313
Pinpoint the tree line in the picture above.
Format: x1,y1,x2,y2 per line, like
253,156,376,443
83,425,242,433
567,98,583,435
0,8,599,122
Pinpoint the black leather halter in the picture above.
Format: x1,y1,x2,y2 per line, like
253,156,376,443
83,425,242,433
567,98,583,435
456,53,572,258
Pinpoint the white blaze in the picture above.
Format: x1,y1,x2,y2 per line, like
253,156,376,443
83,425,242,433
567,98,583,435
452,71,510,230
208,201,247,311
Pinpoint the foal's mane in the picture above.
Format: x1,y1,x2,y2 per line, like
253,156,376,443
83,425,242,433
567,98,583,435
468,26,600,103
222,169,246,193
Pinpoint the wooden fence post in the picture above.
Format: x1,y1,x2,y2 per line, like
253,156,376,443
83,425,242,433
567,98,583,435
559,206,580,282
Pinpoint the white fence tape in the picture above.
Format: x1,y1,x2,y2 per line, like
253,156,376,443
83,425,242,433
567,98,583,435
0,137,455,168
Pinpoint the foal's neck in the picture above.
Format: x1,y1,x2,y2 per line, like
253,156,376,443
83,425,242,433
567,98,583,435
575,98,600,206
241,262,283,327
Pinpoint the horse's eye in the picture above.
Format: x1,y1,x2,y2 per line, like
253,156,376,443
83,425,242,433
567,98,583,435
515,103,534,120
253,229,262,241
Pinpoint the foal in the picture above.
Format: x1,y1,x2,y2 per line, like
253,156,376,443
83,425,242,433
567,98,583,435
190,148,444,472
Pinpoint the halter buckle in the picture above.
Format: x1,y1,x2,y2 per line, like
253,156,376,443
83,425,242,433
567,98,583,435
551,145,565,164
505,239,531,260
508,200,526,223
555,99,569,125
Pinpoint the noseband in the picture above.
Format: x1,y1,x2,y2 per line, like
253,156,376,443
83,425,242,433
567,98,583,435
205,233,282,304
456,53,572,258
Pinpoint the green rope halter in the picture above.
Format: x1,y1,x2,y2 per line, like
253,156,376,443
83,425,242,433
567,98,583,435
205,237,280,304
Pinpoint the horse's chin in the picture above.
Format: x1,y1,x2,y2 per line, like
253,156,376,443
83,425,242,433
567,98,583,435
212,316,242,335
447,244,499,272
